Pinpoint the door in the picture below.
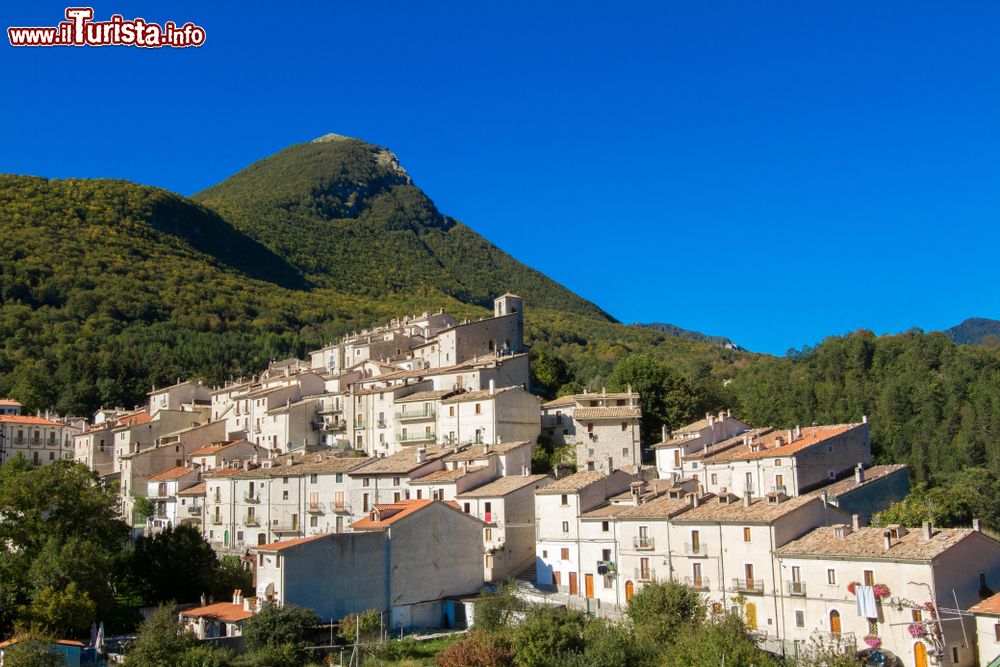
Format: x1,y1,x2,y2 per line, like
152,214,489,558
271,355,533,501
692,562,703,588
745,602,757,630
914,642,928,667
569,572,578,596
553,571,561,588
585,574,594,599
830,610,841,635
745,563,755,589
691,530,700,553
625,580,635,603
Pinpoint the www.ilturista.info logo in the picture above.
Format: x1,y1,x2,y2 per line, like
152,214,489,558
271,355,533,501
8,7,206,48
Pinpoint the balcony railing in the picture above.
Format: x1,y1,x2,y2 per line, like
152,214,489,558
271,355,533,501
186,505,202,515
810,630,857,652
376,419,387,428
684,576,710,590
483,512,494,523
243,494,261,504
332,502,351,514
634,567,656,582
211,516,223,525
732,578,764,594
396,432,436,443
633,536,655,550
272,523,301,533
395,408,435,421
786,580,806,596
244,516,260,527
684,542,708,557
307,502,324,514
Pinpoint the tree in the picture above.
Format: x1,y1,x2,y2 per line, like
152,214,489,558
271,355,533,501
17,582,96,637
473,582,525,631
127,524,227,605
661,613,779,667
607,355,706,444
626,580,705,646
241,602,317,652
337,608,382,644
511,606,586,667
581,619,654,667
531,352,573,397
0,634,65,667
123,605,199,667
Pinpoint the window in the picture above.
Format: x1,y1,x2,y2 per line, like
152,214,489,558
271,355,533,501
952,647,959,663
336,473,343,483
867,619,878,636
275,556,280,569
362,493,369,512
743,527,751,542
363,478,370,488
542,550,548,559
282,491,289,500
827,569,837,585
393,477,401,487
775,459,782,466
622,447,629,457
310,516,318,527
587,423,594,433
711,474,718,485
394,492,401,502
795,610,805,628
828,470,836,480
449,406,455,417
562,521,569,533
602,549,611,561
475,404,481,415
282,477,289,485
485,528,492,541
863,570,874,586
484,502,492,514
994,622,1000,643
463,502,471,513
912,609,923,623
981,572,988,590
602,521,609,532
560,548,569,560
561,494,568,506
621,422,627,431
310,474,318,483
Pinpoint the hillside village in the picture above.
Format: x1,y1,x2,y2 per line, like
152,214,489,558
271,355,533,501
4,295,1000,667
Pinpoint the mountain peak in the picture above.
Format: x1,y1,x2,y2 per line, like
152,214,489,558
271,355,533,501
312,133,353,143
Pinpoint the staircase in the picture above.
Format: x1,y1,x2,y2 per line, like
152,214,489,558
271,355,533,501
515,560,538,587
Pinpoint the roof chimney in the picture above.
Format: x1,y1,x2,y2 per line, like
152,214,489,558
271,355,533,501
795,424,802,438
820,490,829,508
855,463,864,484
743,491,752,508
883,530,892,550
974,518,982,532
662,425,669,442
834,524,851,539
691,493,700,507
489,378,495,396
923,521,933,540
606,456,614,474
852,514,860,531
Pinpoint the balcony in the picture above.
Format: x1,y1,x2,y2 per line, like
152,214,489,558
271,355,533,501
211,516,223,525
772,485,787,495
633,536,655,550
483,512,494,524
684,576,711,590
243,494,261,504
732,578,764,594
332,501,351,514
634,567,656,582
244,516,260,527
810,630,857,652
396,432,436,444
684,542,709,557
313,418,346,432
786,580,806,596
307,502,325,514
272,523,301,534
395,408,435,422
186,505,202,515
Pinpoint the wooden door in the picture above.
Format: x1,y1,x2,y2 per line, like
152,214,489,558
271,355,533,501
745,563,755,589
829,610,841,634
625,580,635,602
691,530,700,552
914,642,928,667
745,602,757,630
553,571,561,588
584,574,594,598
569,572,578,595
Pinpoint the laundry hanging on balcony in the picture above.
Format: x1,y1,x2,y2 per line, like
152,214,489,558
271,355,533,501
855,585,878,618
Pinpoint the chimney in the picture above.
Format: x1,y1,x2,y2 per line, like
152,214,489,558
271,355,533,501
416,447,426,463
834,524,850,539
483,443,490,454
691,493,701,508
820,490,829,508
718,410,725,422
662,425,669,442
974,518,982,532
489,379,495,396
923,521,933,540
708,414,715,427
883,530,892,550
855,463,864,484
795,424,802,438
787,429,793,443
243,596,253,612
743,491,752,508
852,514,861,531
522,465,530,477
606,456,614,474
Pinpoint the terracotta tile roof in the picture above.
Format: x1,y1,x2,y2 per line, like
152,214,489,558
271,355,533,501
203,467,245,478
456,474,551,498
0,399,22,407
147,466,196,481
970,592,1000,616
672,494,826,525
0,415,64,426
295,455,373,474
181,601,252,623
580,504,633,519
353,445,454,475
684,427,774,460
536,471,611,494
395,389,459,403
573,406,641,420
616,493,703,520
541,392,638,409
255,533,330,552
775,526,978,561
817,464,909,497
177,482,206,496
409,466,487,484
190,440,249,456
148,379,200,395
351,499,463,530
443,441,530,462
700,424,862,463
0,639,86,649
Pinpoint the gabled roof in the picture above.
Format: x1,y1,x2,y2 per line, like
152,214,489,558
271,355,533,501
180,601,253,623
456,474,550,498
700,423,863,463
775,525,980,561
351,499,464,530
616,493,703,520
536,471,609,494
409,466,487,484
0,399,22,407
190,440,252,456
441,386,522,404
817,464,909,498
352,445,454,475
147,466,196,481
177,482,206,496
395,389,459,403
541,392,637,409
572,406,641,420
970,592,1000,616
255,533,330,552
0,415,63,426
672,493,827,525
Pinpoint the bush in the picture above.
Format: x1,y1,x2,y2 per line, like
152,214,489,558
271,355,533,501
337,608,382,644
511,606,585,667
661,613,778,667
626,580,705,645
241,602,317,651
435,630,514,667
473,582,525,631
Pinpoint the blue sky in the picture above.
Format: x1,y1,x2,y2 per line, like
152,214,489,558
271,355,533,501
2,1,998,354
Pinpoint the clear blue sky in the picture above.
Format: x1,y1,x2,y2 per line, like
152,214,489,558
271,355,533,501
3,1,999,354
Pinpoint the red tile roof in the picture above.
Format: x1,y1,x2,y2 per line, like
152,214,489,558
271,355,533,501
0,399,22,407
351,499,462,530
181,601,253,623
970,592,1000,616
254,533,330,552
147,466,196,481
701,424,861,463
0,415,63,426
